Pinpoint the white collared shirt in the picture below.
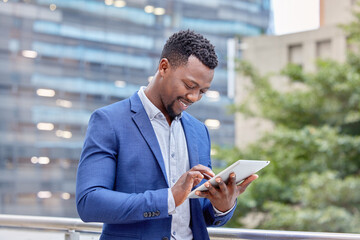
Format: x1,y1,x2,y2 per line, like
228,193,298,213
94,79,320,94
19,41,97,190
138,87,192,240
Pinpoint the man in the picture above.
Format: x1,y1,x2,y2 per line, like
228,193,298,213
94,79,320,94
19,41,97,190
76,30,258,240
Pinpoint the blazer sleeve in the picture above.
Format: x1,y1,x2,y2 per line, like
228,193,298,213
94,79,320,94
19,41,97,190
76,109,169,224
203,199,237,227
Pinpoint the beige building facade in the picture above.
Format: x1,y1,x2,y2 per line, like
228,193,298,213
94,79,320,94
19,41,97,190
235,0,357,148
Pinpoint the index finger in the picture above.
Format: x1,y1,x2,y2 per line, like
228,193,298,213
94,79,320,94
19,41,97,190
190,164,215,177
202,172,213,180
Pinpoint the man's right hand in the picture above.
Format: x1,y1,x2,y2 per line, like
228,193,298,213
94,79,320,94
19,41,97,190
171,164,215,207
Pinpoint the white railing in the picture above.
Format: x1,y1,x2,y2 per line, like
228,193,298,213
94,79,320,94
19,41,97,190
0,214,360,240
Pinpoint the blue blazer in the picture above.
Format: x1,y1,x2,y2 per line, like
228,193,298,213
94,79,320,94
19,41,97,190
76,92,236,240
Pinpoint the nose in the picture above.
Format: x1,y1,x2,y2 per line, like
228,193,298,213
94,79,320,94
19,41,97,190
186,90,202,103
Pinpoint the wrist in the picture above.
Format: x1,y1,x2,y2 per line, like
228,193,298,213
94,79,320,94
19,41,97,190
171,187,180,207
213,200,236,215
213,200,236,213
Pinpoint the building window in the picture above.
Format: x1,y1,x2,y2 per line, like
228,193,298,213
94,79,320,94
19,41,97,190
288,44,303,67
316,40,332,59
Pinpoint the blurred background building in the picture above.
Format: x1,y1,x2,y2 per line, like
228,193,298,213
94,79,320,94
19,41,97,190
0,0,271,217
235,0,355,148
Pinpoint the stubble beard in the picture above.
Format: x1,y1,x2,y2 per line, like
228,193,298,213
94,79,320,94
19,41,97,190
166,99,181,120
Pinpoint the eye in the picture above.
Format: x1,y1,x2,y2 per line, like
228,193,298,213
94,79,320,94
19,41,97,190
184,82,195,89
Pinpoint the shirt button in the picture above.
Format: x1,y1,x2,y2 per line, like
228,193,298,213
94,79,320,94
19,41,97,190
171,153,175,158
173,231,176,236
172,179,176,183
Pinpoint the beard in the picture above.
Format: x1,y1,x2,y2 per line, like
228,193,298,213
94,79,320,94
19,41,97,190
166,99,181,120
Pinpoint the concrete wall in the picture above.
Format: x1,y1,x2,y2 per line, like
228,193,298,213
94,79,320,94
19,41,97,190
320,0,355,26
240,25,347,75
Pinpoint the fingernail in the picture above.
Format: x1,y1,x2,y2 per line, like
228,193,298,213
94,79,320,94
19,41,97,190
216,178,221,183
205,182,209,187
195,191,200,195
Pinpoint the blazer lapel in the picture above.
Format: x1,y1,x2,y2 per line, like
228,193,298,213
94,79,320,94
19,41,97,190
129,93,169,187
181,113,199,168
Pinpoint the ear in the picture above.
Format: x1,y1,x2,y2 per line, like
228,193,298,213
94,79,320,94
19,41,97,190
158,58,170,77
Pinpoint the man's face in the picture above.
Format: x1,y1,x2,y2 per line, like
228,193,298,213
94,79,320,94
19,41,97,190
159,55,214,119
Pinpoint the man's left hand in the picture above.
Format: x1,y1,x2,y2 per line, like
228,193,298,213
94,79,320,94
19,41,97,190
195,173,258,212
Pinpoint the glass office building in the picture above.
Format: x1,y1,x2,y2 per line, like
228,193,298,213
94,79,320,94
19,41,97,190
0,0,270,217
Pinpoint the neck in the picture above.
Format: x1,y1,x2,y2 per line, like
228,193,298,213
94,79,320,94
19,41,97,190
144,74,172,125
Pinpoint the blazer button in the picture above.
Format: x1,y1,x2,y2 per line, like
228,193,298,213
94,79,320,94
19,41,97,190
162,237,169,240
214,220,222,226
143,212,148,218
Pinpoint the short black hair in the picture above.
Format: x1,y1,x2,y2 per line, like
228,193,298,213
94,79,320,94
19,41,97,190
161,30,218,69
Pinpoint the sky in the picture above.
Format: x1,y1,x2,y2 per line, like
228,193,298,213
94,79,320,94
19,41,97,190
272,0,320,35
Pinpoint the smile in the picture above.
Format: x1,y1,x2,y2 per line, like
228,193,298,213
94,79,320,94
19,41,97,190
178,99,191,110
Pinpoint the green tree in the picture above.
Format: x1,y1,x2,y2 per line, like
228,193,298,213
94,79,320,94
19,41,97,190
217,5,360,233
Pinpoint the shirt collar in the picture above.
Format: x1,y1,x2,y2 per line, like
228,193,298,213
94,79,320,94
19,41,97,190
137,86,182,121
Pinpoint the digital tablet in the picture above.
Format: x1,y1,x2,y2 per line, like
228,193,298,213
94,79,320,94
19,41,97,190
187,160,270,199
